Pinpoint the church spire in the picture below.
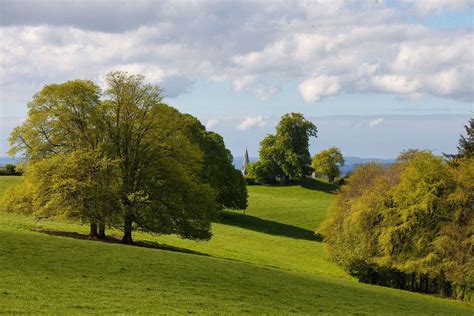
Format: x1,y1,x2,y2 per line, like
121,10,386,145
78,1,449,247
241,148,249,175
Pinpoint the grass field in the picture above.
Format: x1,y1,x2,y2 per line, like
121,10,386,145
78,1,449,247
0,176,472,314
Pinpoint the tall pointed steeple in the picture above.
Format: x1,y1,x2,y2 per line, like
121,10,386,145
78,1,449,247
241,148,249,175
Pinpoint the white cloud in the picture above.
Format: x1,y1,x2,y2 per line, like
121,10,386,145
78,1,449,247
254,85,280,101
0,0,472,107
237,116,266,130
403,0,472,14
232,75,257,91
299,76,341,102
205,119,219,130
368,118,384,127
372,75,421,94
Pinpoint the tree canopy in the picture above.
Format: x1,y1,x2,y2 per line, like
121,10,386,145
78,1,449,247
320,152,473,301
248,113,317,184
181,115,247,210
6,71,247,243
311,147,344,183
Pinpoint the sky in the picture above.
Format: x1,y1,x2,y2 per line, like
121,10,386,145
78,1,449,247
0,0,473,159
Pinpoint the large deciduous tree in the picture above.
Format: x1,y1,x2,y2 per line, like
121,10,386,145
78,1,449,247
99,71,218,243
7,72,225,243
250,113,317,184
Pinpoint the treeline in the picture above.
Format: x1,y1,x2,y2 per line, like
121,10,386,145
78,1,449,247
0,164,21,176
320,120,474,301
2,72,247,243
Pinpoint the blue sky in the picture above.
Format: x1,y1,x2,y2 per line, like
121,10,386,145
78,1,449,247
0,0,473,158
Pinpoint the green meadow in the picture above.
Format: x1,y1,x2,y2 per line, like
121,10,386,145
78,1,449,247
0,176,472,314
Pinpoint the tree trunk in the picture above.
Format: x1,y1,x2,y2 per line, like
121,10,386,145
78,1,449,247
279,173,288,185
90,222,98,238
98,223,106,239
121,212,133,244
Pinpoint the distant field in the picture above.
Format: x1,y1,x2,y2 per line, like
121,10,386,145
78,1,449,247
0,177,472,314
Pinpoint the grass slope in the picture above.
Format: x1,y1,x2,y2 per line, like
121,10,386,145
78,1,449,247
0,177,472,314
0,176,22,196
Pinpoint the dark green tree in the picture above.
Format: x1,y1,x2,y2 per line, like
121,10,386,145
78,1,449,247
457,118,473,158
252,113,317,184
445,118,474,160
182,115,248,210
4,164,16,175
101,71,218,243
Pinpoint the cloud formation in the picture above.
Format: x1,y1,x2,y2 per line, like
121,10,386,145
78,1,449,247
368,118,385,127
238,116,266,130
0,0,472,107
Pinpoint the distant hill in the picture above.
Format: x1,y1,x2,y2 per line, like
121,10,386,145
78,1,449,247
233,156,395,175
341,156,395,175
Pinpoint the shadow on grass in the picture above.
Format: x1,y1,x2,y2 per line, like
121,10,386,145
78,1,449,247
219,211,322,242
32,228,210,257
298,178,338,194
248,178,338,194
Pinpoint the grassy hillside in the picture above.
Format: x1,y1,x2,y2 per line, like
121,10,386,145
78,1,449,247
0,177,472,314
0,175,22,196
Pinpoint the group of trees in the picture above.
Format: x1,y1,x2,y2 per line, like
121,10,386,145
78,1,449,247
246,112,346,185
320,121,474,301
247,113,318,184
2,72,247,243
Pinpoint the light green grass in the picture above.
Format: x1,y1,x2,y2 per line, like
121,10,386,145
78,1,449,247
0,175,22,196
243,179,337,231
0,177,472,314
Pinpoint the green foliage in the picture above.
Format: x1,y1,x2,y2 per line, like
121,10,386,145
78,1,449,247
8,79,103,160
7,72,223,243
181,115,248,210
252,113,317,184
3,164,17,175
456,118,473,158
311,147,345,183
3,150,122,227
100,72,218,242
321,152,474,301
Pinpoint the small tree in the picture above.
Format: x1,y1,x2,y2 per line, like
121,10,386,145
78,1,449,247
311,147,344,183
